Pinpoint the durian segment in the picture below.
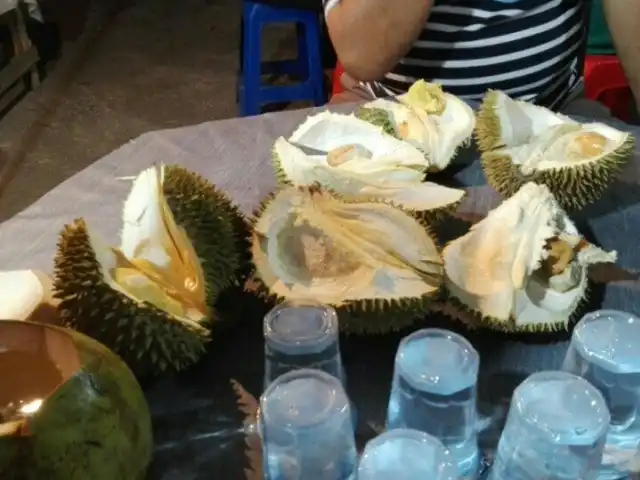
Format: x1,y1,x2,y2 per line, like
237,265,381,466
477,90,636,211
161,164,253,292
355,80,476,171
278,111,429,173
54,219,211,375
251,185,443,331
442,182,617,332
273,136,465,217
120,165,209,319
54,165,250,376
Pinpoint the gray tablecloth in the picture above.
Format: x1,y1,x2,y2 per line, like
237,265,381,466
0,106,639,477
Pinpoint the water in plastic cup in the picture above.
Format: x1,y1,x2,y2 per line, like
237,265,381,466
386,328,480,477
263,300,344,389
489,371,610,480
562,310,640,479
260,368,357,480
356,428,457,480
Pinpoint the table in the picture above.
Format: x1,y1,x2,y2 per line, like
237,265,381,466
0,106,638,479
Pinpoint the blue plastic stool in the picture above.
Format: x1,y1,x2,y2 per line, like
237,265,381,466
239,1,326,116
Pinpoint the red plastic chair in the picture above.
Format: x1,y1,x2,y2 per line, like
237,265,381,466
584,55,632,122
332,62,345,97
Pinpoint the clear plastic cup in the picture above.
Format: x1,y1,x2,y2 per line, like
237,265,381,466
562,310,640,479
386,328,480,477
260,368,357,480
263,300,344,389
489,371,610,480
356,428,457,480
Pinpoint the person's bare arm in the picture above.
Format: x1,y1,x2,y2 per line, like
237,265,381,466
601,0,640,110
325,0,433,82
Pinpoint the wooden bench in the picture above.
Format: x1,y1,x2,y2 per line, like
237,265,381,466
0,1,40,114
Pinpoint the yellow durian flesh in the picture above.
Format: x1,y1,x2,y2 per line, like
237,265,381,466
252,186,443,308
443,182,617,332
108,165,209,327
360,81,476,172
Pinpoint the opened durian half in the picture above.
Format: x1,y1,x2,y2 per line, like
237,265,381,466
53,164,250,376
442,182,617,333
273,111,466,222
251,184,444,333
355,80,476,172
476,90,636,211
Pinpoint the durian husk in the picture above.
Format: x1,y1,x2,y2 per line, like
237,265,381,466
270,115,465,225
249,185,444,334
162,165,253,288
476,90,637,211
53,165,251,377
54,219,212,375
354,81,476,173
441,182,617,333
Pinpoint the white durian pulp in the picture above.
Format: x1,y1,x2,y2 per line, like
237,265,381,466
274,112,465,213
362,81,476,171
486,90,633,173
93,165,209,326
252,186,443,306
443,182,617,329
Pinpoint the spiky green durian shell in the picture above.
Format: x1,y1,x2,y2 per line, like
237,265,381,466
437,277,591,334
476,91,637,211
249,185,442,334
53,219,211,378
163,164,253,292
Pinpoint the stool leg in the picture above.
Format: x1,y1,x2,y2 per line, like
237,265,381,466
295,23,309,80
304,15,326,106
240,3,262,116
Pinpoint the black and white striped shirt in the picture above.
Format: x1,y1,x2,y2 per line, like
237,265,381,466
324,0,587,109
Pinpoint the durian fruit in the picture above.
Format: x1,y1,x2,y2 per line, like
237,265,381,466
273,111,466,222
355,80,476,172
251,184,444,334
476,90,636,211
53,165,250,376
442,182,617,333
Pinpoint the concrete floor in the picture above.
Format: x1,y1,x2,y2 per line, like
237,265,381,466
0,0,299,221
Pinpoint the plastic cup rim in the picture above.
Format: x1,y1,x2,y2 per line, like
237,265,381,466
395,328,479,388
260,368,348,430
264,300,338,346
512,370,611,442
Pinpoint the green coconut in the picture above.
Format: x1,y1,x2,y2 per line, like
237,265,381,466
476,90,636,211
250,184,444,334
53,164,250,376
0,320,152,479
442,182,617,333
355,80,476,172
271,111,466,224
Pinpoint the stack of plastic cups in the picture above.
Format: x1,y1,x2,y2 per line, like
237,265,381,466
260,368,358,480
386,328,481,478
489,371,610,480
356,429,457,480
263,300,344,389
562,310,640,479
